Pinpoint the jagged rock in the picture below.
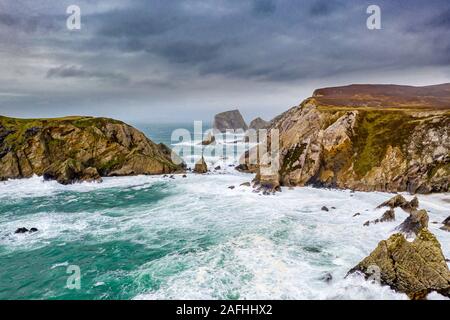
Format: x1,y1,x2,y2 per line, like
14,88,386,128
43,159,102,185
228,186,235,190
0,116,185,184
396,209,429,236
214,166,221,170
201,134,216,146
353,213,361,217
249,84,450,194
213,110,248,133
249,117,270,130
15,228,29,234
377,195,419,213
348,229,450,300
365,209,396,226
194,157,208,174
441,216,450,232
240,182,251,187
321,206,329,212
29,228,38,233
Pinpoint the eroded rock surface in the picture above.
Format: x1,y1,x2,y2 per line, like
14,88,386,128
0,116,184,184
243,84,450,194
349,229,450,300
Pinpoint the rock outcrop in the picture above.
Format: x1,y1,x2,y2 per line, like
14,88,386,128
213,110,248,132
376,195,419,212
249,117,270,130
441,216,450,232
364,209,396,226
349,229,450,300
194,156,208,174
396,209,430,236
244,84,450,194
0,116,184,184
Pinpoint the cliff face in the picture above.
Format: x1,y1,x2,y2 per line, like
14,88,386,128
0,116,184,184
250,84,450,194
213,109,248,132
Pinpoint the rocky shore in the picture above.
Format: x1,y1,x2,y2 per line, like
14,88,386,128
0,116,185,184
241,84,450,194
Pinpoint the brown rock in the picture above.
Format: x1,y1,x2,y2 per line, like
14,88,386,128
194,157,208,174
348,229,450,300
250,84,450,194
0,116,185,184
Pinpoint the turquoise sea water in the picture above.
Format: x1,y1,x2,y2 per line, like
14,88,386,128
0,123,449,300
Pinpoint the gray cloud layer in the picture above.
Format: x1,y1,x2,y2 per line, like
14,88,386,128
0,0,449,122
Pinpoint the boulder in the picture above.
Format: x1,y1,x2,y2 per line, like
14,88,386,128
213,110,248,133
194,157,208,174
441,216,450,232
321,206,329,212
240,182,251,187
348,229,450,300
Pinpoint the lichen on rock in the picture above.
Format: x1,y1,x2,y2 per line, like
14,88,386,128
349,229,450,300
0,116,185,184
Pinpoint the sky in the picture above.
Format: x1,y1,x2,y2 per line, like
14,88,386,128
0,0,449,123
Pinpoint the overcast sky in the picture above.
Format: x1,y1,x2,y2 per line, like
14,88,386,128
0,0,449,123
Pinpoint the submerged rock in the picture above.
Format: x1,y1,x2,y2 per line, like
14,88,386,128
15,228,29,234
240,182,251,187
348,229,450,300
321,206,329,212
365,209,396,226
194,157,208,174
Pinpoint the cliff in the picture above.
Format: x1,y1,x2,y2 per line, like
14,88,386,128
245,84,450,194
0,116,184,184
213,109,248,132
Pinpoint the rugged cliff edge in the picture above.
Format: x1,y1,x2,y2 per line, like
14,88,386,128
243,84,450,194
0,116,184,184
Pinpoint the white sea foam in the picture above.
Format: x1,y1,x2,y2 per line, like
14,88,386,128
0,135,448,300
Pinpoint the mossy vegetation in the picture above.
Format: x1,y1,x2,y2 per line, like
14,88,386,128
351,111,418,177
280,143,308,175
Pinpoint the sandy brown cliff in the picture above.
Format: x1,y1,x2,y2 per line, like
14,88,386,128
0,116,184,184
243,84,450,194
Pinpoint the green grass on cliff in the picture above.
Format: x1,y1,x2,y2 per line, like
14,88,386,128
351,111,418,177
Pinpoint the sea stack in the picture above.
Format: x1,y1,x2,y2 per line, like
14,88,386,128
213,109,248,133
194,156,208,174
249,117,270,130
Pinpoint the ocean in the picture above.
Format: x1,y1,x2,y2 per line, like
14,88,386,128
0,123,448,300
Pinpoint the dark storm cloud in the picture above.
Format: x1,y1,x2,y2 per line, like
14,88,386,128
1,0,450,121
46,65,130,83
